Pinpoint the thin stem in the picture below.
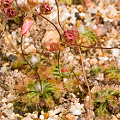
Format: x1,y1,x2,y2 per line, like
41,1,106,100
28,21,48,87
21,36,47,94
77,46,91,120
58,51,60,74
72,71,88,95
0,23,21,53
21,35,42,94
0,23,43,94
79,45,120,49
54,0,64,31
14,0,20,10
39,14,62,41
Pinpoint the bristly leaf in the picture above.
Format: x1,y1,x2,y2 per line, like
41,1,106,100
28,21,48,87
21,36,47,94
66,0,72,5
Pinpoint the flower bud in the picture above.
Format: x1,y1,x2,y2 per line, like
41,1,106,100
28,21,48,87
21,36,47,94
61,68,68,73
27,0,38,8
4,7,17,19
63,29,80,46
49,42,59,52
22,18,33,34
2,0,12,8
40,3,53,15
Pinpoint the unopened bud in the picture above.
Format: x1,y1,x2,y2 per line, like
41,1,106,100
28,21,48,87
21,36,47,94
27,0,38,7
40,3,53,15
22,18,33,34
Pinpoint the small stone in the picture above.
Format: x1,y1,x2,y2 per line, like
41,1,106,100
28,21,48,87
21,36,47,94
63,24,70,29
107,8,118,19
54,115,58,118
47,117,56,120
40,115,44,119
98,60,104,65
117,113,120,118
15,114,23,119
111,115,118,120
75,12,80,20
66,114,75,120
1,98,7,102
72,109,82,115
24,44,36,54
54,108,61,115
9,113,15,119
0,72,2,76
4,35,13,44
7,103,13,108
118,21,120,26
65,20,70,24
48,110,55,117
0,103,2,107
42,30,60,50
8,54,17,62
0,63,2,68
89,58,98,65
44,113,49,119
22,117,32,120
13,108,19,114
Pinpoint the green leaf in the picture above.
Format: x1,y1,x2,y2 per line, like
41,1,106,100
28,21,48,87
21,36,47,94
14,16,20,24
66,0,72,4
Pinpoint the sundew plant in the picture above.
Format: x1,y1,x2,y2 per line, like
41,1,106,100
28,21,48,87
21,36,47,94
0,0,120,119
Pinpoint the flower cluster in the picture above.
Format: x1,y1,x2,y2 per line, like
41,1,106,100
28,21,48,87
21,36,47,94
22,2,53,34
40,3,53,15
63,29,80,46
0,0,17,20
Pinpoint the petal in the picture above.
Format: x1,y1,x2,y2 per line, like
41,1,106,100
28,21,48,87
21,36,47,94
22,20,33,34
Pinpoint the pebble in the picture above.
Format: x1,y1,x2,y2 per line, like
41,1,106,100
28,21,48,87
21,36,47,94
117,113,120,118
107,8,118,19
72,109,82,115
9,113,15,119
48,110,55,117
111,115,118,120
66,114,75,120
7,103,13,108
22,117,33,120
1,98,7,103
111,49,120,57
44,113,49,119
8,54,17,62
118,21,120,26
0,72,2,76
89,58,98,65
47,117,56,120
24,44,36,54
42,30,60,50
31,55,38,64
40,115,44,119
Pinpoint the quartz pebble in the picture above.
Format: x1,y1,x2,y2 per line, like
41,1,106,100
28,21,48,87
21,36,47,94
107,8,118,19
89,58,98,65
7,103,13,108
24,44,36,54
66,114,75,120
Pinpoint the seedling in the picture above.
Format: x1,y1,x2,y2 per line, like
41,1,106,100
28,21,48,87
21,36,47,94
92,87,120,118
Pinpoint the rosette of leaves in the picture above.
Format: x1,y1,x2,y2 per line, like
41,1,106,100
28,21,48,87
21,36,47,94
92,87,120,118
21,80,54,107
79,28,98,50
104,66,120,80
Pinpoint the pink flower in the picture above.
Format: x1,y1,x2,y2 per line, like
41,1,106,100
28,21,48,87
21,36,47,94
3,0,12,8
22,19,33,34
63,29,80,46
4,7,17,19
40,3,53,15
